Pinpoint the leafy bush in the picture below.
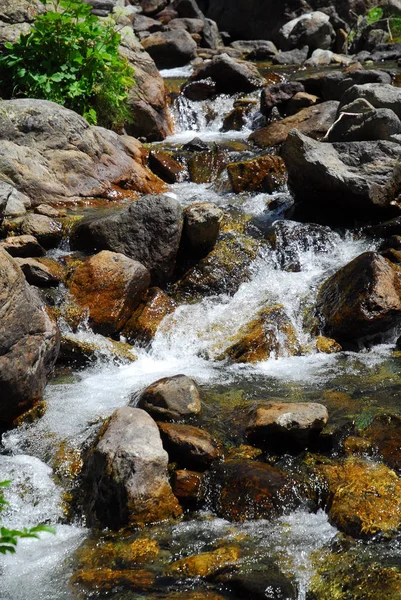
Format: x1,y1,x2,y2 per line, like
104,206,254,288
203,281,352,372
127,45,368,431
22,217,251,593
0,480,55,555
0,0,134,128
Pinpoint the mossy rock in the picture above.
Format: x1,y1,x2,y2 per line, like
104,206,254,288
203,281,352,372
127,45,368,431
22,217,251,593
217,304,300,363
75,536,160,571
71,567,154,592
226,154,287,194
187,148,229,184
58,334,137,367
166,545,240,579
122,287,176,345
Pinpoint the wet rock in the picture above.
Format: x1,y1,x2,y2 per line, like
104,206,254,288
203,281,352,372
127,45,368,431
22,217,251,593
172,234,259,301
183,137,209,152
136,374,202,421
148,150,186,183
68,251,150,337
300,69,392,102
119,27,173,142
368,217,401,238
85,406,182,528
0,181,31,218
182,202,223,258
20,214,62,249
278,11,334,52
221,101,256,132
338,83,401,121
272,46,309,65
316,457,401,538
270,220,340,272
0,99,165,205
315,335,342,354
362,415,401,473
70,195,183,286
172,469,205,505
34,204,66,218
166,546,240,579
72,568,154,593
58,334,137,368
261,82,305,117
15,257,61,287
187,148,229,184
230,39,278,60
219,304,300,364
182,78,217,101
246,402,329,451
250,101,338,147
122,287,176,345
304,49,354,67
0,248,60,425
187,53,265,94
226,155,286,194
309,544,401,600
317,252,401,343
281,131,401,223
221,562,297,600
141,29,197,69
325,107,401,142
210,459,300,521
0,234,44,258
158,422,222,470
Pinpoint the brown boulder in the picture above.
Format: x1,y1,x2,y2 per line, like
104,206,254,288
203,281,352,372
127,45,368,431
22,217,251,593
173,469,205,504
0,248,60,425
0,234,44,257
249,101,339,147
15,257,61,287
20,214,63,249
136,374,202,421
166,546,240,579
69,251,150,336
148,150,187,183
158,422,222,470
226,155,287,193
122,287,176,345
317,252,401,343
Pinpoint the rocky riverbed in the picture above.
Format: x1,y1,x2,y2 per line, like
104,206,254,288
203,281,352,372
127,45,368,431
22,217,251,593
3,1,401,599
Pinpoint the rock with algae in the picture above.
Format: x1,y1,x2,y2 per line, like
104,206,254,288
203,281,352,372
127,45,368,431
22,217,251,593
166,545,240,579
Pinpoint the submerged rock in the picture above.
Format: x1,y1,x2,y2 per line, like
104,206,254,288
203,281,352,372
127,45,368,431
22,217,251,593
85,407,182,528
69,251,150,337
122,287,176,345
317,252,401,344
0,248,60,425
225,155,287,194
246,402,328,452
70,195,183,286
166,546,240,579
136,374,202,421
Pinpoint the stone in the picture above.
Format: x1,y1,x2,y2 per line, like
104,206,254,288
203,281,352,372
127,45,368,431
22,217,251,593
182,202,223,257
246,402,329,451
141,29,197,69
70,195,184,286
14,257,61,287
300,69,392,102
172,0,204,19
226,155,287,194
172,470,205,504
141,0,168,16
34,204,65,218
325,107,401,142
281,131,401,223
133,14,163,34
0,181,31,218
219,304,300,363
158,422,222,470
0,234,44,258
72,568,154,592
148,150,186,183
260,81,305,117
221,104,252,132
281,12,335,52
0,248,60,425
0,99,164,204
58,334,137,368
187,53,266,94
20,214,62,249
68,251,150,336
182,78,217,101
168,17,204,34
122,287,176,345
316,457,401,538
317,252,401,343
84,407,182,528
210,459,300,521
230,39,278,60
304,49,354,67
250,101,339,147
118,27,173,141
271,46,309,65
315,335,342,354
136,374,202,421
166,546,240,579
338,83,401,121
362,415,401,473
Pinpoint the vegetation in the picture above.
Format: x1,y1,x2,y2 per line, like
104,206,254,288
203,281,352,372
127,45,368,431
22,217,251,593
0,480,55,555
0,0,134,128
349,5,401,44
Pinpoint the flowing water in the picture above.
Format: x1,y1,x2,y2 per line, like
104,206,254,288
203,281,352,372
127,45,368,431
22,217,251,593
2,70,401,600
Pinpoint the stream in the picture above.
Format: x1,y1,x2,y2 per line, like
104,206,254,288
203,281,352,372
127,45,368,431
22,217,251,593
2,68,401,600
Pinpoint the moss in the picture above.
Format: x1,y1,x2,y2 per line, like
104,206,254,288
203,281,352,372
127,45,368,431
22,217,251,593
71,567,154,592
166,546,240,579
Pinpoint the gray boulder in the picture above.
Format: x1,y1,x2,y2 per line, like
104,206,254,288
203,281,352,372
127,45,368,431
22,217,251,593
338,83,401,121
282,131,401,223
187,53,266,94
70,195,184,286
158,422,222,470
141,29,197,68
20,214,63,249
15,257,61,287
230,39,278,60
0,248,60,425
279,12,334,52
325,107,401,142
182,202,223,258
300,70,392,102
85,407,182,528
260,81,305,117
272,46,309,65
136,374,202,421
0,181,31,219
0,99,163,206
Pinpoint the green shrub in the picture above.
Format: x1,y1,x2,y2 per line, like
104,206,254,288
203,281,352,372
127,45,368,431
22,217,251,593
0,0,134,128
0,480,55,555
